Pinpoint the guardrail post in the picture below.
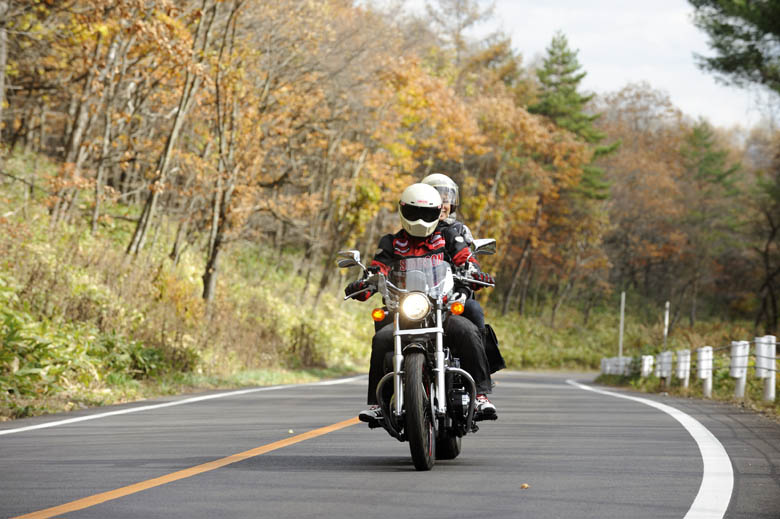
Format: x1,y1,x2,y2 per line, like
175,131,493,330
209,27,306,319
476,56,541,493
697,346,713,398
730,340,750,399
676,349,691,389
755,335,776,403
657,351,672,389
641,355,653,377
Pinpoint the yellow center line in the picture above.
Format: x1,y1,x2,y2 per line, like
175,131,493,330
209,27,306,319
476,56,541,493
13,416,361,519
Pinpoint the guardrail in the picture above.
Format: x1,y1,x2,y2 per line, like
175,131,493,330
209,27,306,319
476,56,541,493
600,335,777,402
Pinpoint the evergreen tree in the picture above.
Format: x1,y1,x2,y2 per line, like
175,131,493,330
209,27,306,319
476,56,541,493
681,121,739,192
529,31,616,200
689,0,780,95
678,121,741,325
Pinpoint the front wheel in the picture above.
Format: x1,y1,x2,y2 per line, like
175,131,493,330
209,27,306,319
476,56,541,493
435,428,461,460
404,352,435,471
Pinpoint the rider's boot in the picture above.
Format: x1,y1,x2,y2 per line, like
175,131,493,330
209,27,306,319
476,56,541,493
358,405,383,423
475,394,497,419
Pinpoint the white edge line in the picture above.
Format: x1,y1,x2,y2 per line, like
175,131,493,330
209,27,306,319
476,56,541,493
566,380,734,519
0,375,367,436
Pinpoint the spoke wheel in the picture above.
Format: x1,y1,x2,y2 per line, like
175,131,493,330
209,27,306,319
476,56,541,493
404,352,435,471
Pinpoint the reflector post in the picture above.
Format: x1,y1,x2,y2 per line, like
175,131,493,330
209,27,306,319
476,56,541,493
450,302,465,315
371,308,386,322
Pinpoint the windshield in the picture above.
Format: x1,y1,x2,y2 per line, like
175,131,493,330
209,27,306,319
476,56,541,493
388,256,453,299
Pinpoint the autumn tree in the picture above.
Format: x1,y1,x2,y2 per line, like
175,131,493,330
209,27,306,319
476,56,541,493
595,83,688,310
425,0,495,67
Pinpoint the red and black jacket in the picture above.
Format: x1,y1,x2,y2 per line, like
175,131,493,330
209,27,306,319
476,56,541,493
350,223,479,301
369,224,475,276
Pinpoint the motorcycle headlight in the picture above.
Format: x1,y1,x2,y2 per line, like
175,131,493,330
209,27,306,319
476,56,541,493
400,293,431,321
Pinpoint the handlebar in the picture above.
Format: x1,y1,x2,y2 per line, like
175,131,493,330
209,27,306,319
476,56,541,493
345,271,494,301
452,273,495,288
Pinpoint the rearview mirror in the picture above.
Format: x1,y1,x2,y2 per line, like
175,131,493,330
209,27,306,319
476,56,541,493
337,250,361,263
471,238,496,256
337,258,358,269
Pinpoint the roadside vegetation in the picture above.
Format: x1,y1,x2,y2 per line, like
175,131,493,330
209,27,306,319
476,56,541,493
596,369,780,420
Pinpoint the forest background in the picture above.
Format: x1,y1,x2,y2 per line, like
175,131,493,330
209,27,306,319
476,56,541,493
1,0,778,419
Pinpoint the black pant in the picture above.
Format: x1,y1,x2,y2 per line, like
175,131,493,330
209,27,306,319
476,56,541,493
462,298,484,334
366,315,492,404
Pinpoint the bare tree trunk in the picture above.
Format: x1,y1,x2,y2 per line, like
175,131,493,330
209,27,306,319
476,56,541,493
0,0,7,153
501,238,532,316
202,227,224,302
91,112,111,234
51,33,105,225
689,276,698,327
550,279,573,327
518,259,534,316
91,34,129,234
202,180,235,302
474,154,503,235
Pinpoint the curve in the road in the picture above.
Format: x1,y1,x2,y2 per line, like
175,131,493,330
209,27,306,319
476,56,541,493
567,380,734,519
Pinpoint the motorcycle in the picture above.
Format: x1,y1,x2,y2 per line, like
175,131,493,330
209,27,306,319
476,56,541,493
337,239,497,471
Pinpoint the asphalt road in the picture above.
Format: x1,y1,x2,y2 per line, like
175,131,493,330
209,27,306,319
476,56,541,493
1,371,779,519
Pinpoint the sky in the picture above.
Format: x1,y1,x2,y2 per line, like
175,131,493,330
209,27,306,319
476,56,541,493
399,0,770,130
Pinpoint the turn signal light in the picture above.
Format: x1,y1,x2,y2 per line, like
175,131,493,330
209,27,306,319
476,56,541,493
450,302,465,315
371,308,386,322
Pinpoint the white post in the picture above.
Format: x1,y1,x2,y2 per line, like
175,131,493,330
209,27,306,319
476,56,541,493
767,335,776,403
697,346,713,398
658,351,672,388
677,349,691,389
641,355,653,377
618,291,625,372
755,335,776,403
663,301,670,350
730,340,750,399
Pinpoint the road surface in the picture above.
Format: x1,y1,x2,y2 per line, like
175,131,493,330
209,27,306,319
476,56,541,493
1,371,779,518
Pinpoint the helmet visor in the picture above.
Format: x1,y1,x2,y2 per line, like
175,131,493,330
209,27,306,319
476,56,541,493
400,203,440,223
435,186,458,206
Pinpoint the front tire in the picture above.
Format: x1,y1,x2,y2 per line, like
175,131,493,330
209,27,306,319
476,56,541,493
436,428,461,460
404,352,435,471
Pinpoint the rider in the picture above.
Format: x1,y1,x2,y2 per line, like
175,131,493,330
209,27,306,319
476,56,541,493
421,174,484,337
421,173,504,374
345,183,497,423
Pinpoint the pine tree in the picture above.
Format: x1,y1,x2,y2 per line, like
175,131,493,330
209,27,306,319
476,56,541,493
529,31,616,200
678,120,741,325
689,0,780,95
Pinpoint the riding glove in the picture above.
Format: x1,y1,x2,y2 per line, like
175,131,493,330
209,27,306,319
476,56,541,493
470,271,494,290
345,279,372,301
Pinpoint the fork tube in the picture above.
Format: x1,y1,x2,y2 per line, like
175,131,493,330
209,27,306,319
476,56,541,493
435,307,446,414
393,312,403,416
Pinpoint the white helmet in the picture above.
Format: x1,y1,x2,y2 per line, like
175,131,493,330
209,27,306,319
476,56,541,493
399,183,442,237
421,173,459,215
